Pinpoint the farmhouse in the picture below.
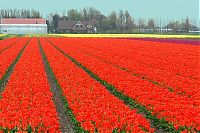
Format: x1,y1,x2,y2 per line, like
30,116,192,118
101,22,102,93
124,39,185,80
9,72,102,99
54,20,97,33
0,18,47,34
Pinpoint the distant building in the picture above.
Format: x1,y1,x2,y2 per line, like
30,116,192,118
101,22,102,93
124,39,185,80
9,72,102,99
189,26,200,34
0,18,47,34
54,20,97,33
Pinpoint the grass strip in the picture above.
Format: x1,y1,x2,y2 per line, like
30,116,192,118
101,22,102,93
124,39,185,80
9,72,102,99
0,35,14,40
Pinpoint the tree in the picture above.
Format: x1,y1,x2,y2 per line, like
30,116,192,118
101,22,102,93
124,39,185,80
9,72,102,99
124,10,133,33
67,9,82,21
138,18,145,32
30,9,41,18
166,21,181,32
53,14,60,28
118,10,124,25
182,17,191,32
98,14,106,32
82,8,88,20
0,9,42,18
108,11,117,29
147,19,155,29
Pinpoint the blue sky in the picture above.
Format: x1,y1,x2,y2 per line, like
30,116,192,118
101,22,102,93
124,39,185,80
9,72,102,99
0,0,199,21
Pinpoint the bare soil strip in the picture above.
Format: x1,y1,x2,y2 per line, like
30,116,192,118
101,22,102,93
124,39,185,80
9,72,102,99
46,38,180,133
38,38,75,133
71,47,177,95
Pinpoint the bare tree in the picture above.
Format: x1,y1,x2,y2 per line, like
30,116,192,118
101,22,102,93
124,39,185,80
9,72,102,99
108,11,117,29
184,17,191,32
138,18,145,33
124,10,133,33
148,19,155,29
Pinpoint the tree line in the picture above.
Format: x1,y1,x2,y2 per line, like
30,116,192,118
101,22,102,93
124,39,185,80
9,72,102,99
0,8,199,34
0,9,42,18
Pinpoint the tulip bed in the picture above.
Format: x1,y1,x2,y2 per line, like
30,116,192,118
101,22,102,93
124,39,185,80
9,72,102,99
50,38,199,98
39,38,154,132
0,38,19,52
0,38,60,132
47,37,200,132
0,38,28,79
0,37,199,133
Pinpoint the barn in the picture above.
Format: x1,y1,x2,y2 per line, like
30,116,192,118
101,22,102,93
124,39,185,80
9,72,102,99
0,18,47,34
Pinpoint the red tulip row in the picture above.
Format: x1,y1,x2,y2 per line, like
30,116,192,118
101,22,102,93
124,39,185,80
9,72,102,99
0,37,18,51
0,38,61,132
50,37,199,103
48,37,200,131
0,38,28,79
39,38,154,133
55,37,199,99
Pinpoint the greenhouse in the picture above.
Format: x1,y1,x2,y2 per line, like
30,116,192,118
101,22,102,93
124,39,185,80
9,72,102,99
0,18,47,34
0,24,47,34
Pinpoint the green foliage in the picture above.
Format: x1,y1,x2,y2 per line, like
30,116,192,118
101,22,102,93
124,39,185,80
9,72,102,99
0,35,14,40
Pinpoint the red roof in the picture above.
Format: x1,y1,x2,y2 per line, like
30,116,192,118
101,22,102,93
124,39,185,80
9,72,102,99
0,18,46,24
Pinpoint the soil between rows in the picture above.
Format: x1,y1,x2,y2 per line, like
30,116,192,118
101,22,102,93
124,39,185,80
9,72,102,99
38,41,74,133
0,38,20,55
46,38,170,133
0,39,30,95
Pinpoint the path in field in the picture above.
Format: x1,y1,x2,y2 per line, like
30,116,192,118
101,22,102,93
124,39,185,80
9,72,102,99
40,37,155,133
47,37,200,131
38,38,75,133
54,37,200,99
0,38,61,132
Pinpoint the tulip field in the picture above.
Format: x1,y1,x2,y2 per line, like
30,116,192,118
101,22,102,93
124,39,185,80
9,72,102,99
0,36,199,133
